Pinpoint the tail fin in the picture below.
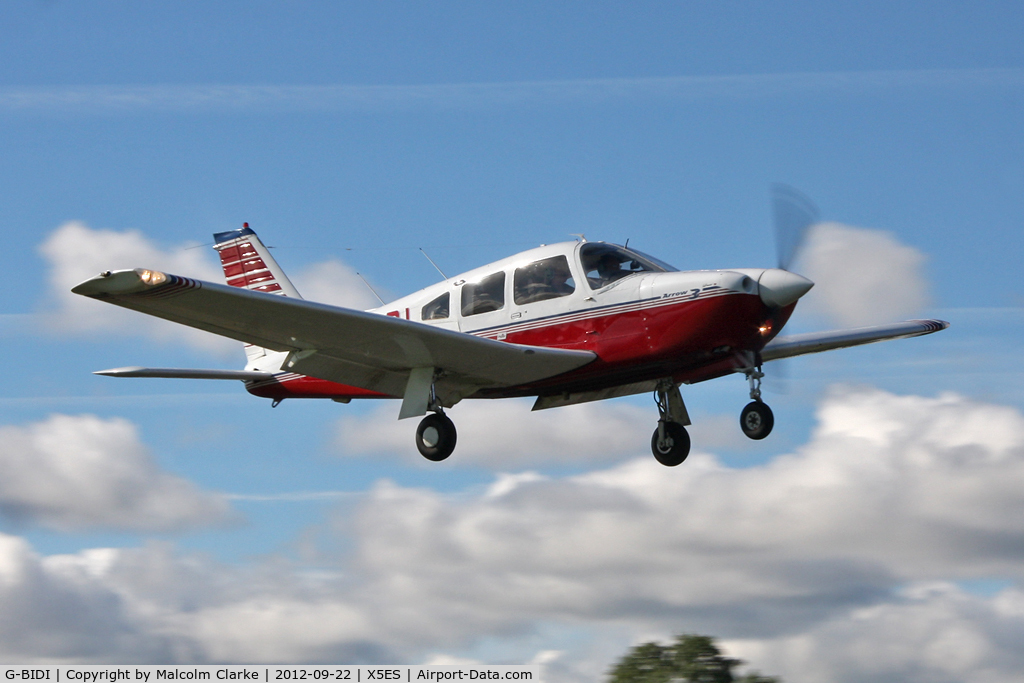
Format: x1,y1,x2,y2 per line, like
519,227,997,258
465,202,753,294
213,224,302,299
213,223,300,367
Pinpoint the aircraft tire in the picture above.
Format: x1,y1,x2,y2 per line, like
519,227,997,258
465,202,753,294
740,401,774,440
650,421,690,466
416,413,457,462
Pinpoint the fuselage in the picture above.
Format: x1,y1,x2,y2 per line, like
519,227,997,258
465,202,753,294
245,241,808,402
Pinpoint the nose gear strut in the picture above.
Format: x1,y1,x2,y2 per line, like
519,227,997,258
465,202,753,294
746,366,764,401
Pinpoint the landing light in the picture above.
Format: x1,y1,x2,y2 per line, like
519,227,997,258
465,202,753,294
759,322,773,336
136,269,167,286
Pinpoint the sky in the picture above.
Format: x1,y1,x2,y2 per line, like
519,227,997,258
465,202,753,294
1,1,1023,680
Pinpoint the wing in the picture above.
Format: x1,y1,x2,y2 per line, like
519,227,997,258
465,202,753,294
73,269,596,407
761,319,949,362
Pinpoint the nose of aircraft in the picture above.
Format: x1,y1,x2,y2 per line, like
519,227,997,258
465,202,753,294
758,269,814,308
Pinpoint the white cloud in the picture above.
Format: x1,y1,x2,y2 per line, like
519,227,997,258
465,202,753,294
1,387,1023,682
290,259,383,311
798,221,931,327
0,539,400,664
727,583,1024,683
0,414,233,532
2,69,1022,114
341,388,1024,600
39,221,379,356
0,535,172,661
334,387,1024,672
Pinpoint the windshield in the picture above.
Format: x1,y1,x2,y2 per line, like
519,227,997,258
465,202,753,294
627,247,678,273
579,243,675,289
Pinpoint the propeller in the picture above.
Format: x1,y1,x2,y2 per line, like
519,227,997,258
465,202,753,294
754,185,817,311
764,184,820,394
772,183,819,272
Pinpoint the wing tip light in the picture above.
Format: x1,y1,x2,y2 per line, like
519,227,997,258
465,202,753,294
72,268,169,296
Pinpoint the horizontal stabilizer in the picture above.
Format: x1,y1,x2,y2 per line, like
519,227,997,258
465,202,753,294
95,366,274,381
761,319,949,362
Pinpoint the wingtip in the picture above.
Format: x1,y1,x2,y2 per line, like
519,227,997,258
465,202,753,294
910,319,951,332
94,367,146,377
72,269,148,296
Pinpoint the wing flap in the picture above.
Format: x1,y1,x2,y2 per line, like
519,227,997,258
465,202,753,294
761,319,949,362
73,270,596,393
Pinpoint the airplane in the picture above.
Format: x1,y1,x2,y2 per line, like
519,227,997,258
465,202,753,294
72,189,948,466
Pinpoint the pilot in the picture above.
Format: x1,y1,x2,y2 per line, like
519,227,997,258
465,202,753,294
596,253,626,285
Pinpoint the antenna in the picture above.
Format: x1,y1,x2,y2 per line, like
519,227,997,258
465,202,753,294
419,248,449,281
355,272,386,306
570,233,587,243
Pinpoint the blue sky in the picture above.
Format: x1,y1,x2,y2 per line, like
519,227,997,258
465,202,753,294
1,2,1023,680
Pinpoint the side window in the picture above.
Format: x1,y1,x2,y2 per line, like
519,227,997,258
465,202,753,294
461,271,506,316
421,292,450,320
514,255,576,305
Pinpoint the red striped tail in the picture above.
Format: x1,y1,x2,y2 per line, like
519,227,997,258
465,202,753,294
213,223,301,299
213,223,301,366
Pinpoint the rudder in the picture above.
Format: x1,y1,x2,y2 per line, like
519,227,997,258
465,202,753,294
213,223,300,367
213,223,302,299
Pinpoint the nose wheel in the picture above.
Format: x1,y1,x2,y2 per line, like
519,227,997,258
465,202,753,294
740,365,774,440
416,412,457,461
740,401,774,440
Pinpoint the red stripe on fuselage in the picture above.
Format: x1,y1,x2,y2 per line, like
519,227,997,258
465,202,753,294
468,291,766,357
474,291,785,397
245,291,790,403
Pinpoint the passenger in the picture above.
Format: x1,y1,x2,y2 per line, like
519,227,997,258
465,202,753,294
548,267,575,295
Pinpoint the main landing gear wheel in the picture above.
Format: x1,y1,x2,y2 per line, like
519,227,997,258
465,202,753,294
416,413,457,461
740,401,774,440
651,421,690,467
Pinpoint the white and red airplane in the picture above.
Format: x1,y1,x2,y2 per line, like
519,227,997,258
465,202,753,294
72,192,948,466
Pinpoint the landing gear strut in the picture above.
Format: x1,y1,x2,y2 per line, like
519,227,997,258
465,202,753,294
740,366,774,440
413,373,458,462
651,380,691,466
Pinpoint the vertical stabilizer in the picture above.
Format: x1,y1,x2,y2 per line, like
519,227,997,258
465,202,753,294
213,224,302,299
213,224,301,368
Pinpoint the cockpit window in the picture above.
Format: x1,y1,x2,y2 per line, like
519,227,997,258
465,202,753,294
579,243,674,290
422,292,450,320
461,271,506,316
514,255,576,305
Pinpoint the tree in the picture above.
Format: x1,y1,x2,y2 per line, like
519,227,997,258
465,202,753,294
607,633,780,683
